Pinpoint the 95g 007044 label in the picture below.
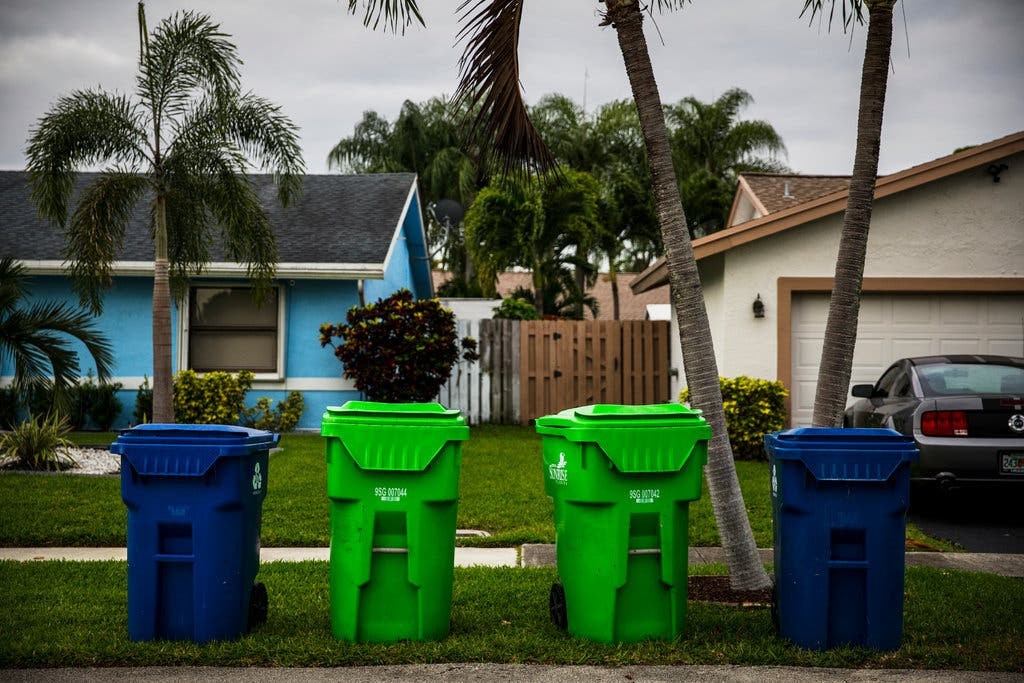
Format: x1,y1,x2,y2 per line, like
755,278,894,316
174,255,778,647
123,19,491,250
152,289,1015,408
374,486,408,502
629,489,660,504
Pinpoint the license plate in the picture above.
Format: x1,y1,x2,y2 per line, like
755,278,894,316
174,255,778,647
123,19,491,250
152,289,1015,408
1001,452,1024,475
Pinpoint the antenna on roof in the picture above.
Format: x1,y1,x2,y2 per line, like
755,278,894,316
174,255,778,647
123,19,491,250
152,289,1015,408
783,181,794,199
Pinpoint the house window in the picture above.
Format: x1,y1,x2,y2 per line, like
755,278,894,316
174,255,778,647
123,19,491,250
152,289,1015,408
188,286,280,374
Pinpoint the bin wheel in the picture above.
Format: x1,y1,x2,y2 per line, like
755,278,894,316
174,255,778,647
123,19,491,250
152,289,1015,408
248,582,268,631
549,583,567,631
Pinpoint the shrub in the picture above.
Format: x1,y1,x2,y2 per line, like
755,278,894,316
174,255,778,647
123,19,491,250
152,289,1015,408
88,381,123,431
0,413,75,471
133,376,153,425
24,381,87,428
680,376,788,460
319,289,479,403
241,391,305,432
492,297,540,320
173,370,254,425
0,386,19,429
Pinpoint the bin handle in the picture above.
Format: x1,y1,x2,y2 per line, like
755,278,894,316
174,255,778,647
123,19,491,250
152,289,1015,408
372,547,409,554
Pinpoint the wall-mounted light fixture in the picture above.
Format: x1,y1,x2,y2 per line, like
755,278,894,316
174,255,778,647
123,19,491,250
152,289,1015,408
753,294,765,319
987,163,1008,183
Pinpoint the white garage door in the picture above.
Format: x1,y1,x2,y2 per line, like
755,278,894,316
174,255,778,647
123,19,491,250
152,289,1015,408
790,293,1024,426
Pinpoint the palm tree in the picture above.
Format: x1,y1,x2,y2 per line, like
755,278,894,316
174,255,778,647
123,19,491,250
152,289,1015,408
464,168,602,318
342,0,768,589
26,5,304,423
531,94,661,318
600,0,770,591
804,0,896,427
665,88,788,236
0,257,114,411
328,96,483,278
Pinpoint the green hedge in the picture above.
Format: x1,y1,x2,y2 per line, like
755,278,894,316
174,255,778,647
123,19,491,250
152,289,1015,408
680,376,788,460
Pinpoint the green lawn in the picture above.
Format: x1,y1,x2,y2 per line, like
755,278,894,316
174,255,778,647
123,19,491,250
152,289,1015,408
0,426,951,550
0,561,1019,669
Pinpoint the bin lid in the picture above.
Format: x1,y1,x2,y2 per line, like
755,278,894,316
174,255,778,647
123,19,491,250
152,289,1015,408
535,404,710,473
321,401,469,471
110,424,279,477
764,427,918,482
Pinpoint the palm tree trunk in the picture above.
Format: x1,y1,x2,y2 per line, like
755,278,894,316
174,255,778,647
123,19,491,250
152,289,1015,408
609,264,620,321
532,265,545,317
152,193,174,423
811,1,894,428
606,0,770,590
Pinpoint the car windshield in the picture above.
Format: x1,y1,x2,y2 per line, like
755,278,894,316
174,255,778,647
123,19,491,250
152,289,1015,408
916,362,1024,396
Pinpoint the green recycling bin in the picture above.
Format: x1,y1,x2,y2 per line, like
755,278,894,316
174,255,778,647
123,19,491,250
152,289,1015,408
322,401,468,642
536,404,710,643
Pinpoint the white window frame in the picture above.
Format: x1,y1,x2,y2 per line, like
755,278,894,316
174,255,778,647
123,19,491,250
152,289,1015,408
177,282,286,382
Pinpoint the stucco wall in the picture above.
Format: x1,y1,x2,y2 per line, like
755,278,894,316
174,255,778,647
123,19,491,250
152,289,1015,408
704,153,1024,383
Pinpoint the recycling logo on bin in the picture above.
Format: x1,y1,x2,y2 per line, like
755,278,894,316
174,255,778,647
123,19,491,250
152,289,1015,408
548,452,569,485
252,462,263,494
770,462,778,498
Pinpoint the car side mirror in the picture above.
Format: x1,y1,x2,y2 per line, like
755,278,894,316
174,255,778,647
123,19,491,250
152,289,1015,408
851,384,876,398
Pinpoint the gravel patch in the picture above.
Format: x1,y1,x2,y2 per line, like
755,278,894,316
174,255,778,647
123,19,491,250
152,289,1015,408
0,446,120,476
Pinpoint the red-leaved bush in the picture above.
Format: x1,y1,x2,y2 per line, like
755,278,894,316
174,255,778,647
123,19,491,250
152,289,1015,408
319,289,479,403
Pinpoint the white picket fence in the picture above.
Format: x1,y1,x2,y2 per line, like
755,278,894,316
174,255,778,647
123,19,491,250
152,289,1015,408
435,319,519,424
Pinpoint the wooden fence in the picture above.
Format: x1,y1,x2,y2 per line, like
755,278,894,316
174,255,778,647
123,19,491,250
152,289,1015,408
438,319,671,424
437,319,519,424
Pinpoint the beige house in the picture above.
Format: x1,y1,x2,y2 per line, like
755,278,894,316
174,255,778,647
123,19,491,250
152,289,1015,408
632,131,1024,425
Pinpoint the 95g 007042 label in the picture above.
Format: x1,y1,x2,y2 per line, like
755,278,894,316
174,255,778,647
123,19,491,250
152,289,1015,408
629,489,660,504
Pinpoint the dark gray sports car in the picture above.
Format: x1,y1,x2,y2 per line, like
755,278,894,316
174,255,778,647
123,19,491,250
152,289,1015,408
844,355,1024,490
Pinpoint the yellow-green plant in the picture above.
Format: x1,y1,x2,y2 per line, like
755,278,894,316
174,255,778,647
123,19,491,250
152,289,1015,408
680,376,788,460
241,391,305,432
0,413,74,471
173,370,254,425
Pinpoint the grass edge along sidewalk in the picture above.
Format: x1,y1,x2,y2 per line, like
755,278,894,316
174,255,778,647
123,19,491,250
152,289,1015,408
0,561,1021,670
2,428,956,551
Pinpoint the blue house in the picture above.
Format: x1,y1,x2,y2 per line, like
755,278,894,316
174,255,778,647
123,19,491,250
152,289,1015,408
0,171,433,429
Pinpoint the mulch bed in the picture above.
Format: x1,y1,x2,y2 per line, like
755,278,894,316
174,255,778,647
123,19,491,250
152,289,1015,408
688,575,772,607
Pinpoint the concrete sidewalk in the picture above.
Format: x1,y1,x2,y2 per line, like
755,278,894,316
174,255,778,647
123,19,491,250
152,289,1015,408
2,545,1023,577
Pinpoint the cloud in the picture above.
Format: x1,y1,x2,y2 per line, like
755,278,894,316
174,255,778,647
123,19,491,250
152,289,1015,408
0,33,128,85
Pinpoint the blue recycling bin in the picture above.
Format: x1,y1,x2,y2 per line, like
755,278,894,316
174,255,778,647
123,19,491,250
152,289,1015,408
113,424,279,642
765,428,918,651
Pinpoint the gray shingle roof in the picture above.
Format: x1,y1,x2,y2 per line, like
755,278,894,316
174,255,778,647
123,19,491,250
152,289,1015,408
0,171,417,266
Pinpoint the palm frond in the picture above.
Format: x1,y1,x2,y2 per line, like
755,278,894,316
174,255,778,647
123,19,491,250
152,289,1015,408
454,0,557,177
162,158,215,298
63,171,149,314
0,299,114,392
801,0,867,32
346,0,425,34
139,11,242,126
209,170,277,301
0,257,30,315
220,92,305,207
327,110,394,172
26,90,149,227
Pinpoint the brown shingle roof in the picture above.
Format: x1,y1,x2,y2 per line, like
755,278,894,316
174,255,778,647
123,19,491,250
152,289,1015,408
631,130,1024,294
741,174,851,215
432,270,669,320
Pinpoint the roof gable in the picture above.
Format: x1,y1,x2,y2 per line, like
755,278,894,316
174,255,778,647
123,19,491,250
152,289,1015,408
0,171,420,277
633,130,1024,293
730,174,852,224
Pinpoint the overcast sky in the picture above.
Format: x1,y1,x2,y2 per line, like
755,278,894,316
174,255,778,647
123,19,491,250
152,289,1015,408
1,0,1022,177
